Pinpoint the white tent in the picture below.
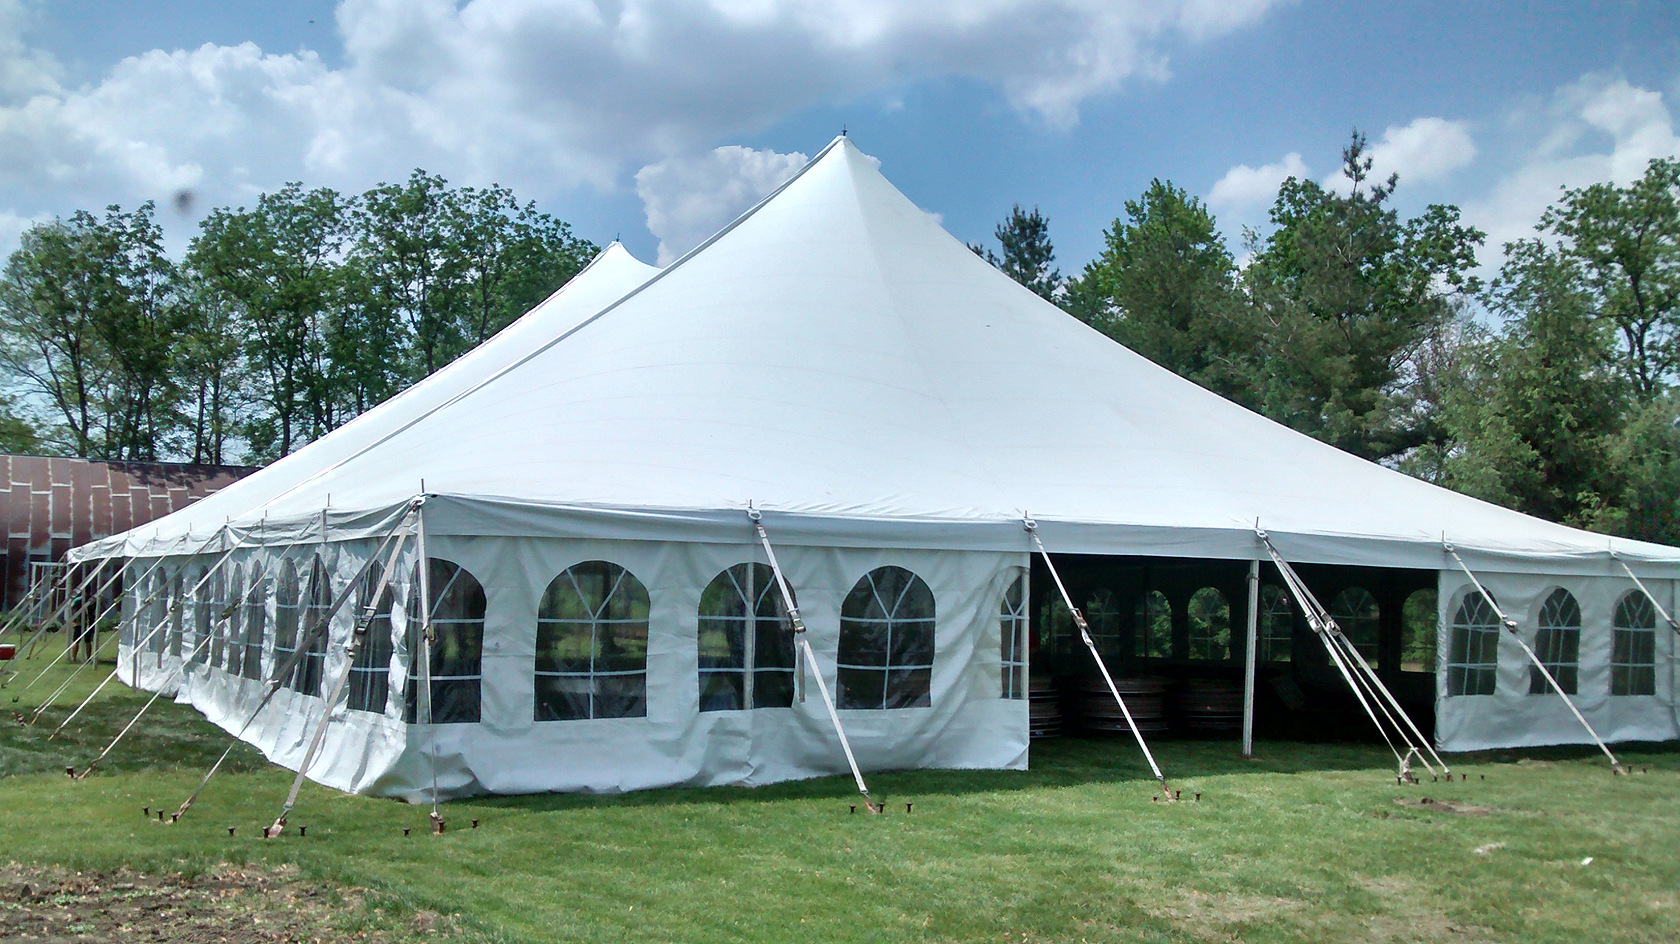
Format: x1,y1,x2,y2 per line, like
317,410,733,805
82,137,1680,798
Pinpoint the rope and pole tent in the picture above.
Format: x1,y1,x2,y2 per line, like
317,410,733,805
262,507,418,836
748,506,881,813
177,502,421,825
0,579,51,646
1256,530,1448,781
1445,542,1625,774
1024,516,1175,800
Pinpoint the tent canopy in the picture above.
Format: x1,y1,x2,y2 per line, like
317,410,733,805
79,137,1680,574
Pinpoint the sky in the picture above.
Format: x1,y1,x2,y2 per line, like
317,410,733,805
1,0,1677,277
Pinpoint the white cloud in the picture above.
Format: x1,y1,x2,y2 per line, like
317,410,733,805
635,145,808,264
1467,75,1680,258
0,0,1284,256
1208,151,1307,214
1367,117,1477,185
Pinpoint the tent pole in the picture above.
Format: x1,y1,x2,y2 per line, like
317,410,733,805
1243,558,1259,758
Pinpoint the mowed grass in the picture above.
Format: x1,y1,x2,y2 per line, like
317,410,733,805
2,653,1679,943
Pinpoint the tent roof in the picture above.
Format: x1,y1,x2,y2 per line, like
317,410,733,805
84,138,1680,573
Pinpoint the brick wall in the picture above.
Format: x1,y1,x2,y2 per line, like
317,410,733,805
0,455,257,610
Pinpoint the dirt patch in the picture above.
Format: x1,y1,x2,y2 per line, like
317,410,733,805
1146,888,1303,932
0,861,455,943
1393,796,1493,816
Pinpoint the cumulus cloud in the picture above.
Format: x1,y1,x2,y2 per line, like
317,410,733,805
1208,151,1307,214
1466,75,1680,257
1366,117,1477,185
0,0,1283,256
635,145,808,264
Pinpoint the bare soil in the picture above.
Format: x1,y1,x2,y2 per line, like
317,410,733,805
0,862,445,943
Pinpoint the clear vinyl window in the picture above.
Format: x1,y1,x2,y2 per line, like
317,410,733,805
405,559,486,724
837,565,935,710
240,566,266,680
698,563,797,711
347,559,396,713
1611,591,1657,696
1000,573,1028,700
534,561,649,721
1529,588,1581,695
1448,589,1500,696
1188,587,1231,661
1330,587,1380,668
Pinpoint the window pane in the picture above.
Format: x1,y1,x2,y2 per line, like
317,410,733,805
1329,587,1380,668
535,561,649,721
837,566,934,709
1188,587,1230,661
1133,590,1172,659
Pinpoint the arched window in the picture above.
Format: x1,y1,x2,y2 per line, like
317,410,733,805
224,566,246,672
207,567,229,668
241,566,266,680
838,566,935,710
1001,573,1028,700
1133,590,1172,659
282,550,330,692
1612,592,1657,696
1039,596,1075,660
273,559,301,683
1530,588,1581,695
167,570,184,658
697,563,797,711
405,558,485,724
189,566,213,666
1401,588,1437,674
1085,589,1122,660
147,569,169,658
347,559,396,713
1448,590,1499,696
1258,585,1292,662
535,560,649,721
1330,587,1380,667
1188,587,1231,660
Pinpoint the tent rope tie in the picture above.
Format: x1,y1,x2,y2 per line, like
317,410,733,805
1445,542,1626,775
22,550,167,713
0,557,118,688
1025,515,1176,801
264,505,419,837
1256,530,1448,782
54,525,245,745
749,505,881,814
1610,552,1680,636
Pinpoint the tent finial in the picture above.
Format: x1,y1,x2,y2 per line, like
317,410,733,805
841,125,847,137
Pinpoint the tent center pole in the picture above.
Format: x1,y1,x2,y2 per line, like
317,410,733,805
1243,558,1260,758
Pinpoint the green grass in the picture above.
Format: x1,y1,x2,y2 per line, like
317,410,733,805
3,654,1679,943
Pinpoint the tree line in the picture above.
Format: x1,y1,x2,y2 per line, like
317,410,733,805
971,133,1680,546
0,172,595,464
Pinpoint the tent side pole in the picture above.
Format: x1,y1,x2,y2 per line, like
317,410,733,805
1243,558,1259,758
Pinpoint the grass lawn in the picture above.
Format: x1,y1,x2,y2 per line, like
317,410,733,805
2,652,1678,943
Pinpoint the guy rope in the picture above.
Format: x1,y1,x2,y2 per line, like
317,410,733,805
1610,550,1680,637
260,502,420,836
748,504,882,814
1257,530,1448,782
1025,515,1175,801
1445,540,1625,774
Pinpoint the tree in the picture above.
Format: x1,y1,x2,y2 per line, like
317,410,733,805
449,185,595,346
354,171,462,380
971,204,1062,300
0,204,185,459
1241,131,1484,461
1434,241,1626,525
1541,157,1680,401
1064,180,1249,401
189,184,354,459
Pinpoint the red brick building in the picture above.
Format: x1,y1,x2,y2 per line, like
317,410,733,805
0,455,256,610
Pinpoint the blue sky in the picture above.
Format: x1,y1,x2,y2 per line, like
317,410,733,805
3,0,1677,276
